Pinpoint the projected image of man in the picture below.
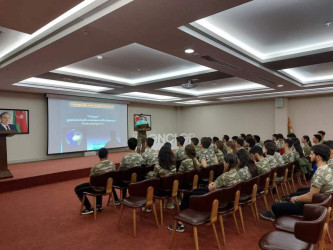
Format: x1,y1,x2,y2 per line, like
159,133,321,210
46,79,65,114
0,112,17,131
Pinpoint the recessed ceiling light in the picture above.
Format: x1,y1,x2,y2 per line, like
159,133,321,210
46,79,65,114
14,77,112,92
185,49,194,54
96,55,103,60
117,92,180,102
175,100,210,105
277,84,283,87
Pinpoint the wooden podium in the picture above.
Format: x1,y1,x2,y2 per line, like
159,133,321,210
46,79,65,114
0,131,17,179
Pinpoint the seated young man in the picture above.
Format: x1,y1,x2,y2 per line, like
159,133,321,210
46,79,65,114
263,142,278,169
118,137,145,171
245,136,256,151
282,139,295,164
323,140,333,169
175,136,186,161
249,145,270,174
260,144,333,221
74,148,116,214
190,137,200,158
142,137,158,166
199,137,218,168
312,133,322,145
236,138,245,151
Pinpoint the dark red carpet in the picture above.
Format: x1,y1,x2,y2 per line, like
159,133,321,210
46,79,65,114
0,177,282,250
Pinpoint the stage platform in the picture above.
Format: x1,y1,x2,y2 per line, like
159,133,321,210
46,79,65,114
0,151,127,193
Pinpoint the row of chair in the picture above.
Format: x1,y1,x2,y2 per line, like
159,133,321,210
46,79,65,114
259,194,332,250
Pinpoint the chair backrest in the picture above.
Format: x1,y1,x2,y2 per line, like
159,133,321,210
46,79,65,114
176,160,182,172
90,171,119,187
213,163,224,178
120,166,142,182
198,167,212,179
312,193,332,208
189,188,223,212
276,164,288,178
159,174,176,191
218,182,242,204
258,171,270,189
142,164,155,176
128,178,160,197
182,169,198,184
240,176,260,197
295,205,327,244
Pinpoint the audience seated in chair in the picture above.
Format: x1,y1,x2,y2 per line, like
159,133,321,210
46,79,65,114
74,148,116,215
215,141,225,164
237,149,258,181
199,137,218,168
260,144,333,221
175,136,186,161
142,137,158,166
190,137,200,158
250,146,271,175
168,153,241,233
118,137,144,171
178,145,200,173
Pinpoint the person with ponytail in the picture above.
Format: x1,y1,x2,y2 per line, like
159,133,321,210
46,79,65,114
178,145,200,173
302,135,312,157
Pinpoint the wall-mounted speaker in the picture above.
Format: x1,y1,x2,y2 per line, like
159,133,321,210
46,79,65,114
275,98,284,108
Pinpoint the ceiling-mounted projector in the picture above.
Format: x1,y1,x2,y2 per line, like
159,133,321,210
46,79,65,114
182,80,196,89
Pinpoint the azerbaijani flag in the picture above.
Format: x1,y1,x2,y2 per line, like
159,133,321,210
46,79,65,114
13,111,28,133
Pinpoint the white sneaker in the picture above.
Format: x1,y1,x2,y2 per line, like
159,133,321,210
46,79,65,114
166,203,175,209
142,207,152,212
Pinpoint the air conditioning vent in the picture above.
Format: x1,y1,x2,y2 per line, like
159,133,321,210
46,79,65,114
201,56,240,71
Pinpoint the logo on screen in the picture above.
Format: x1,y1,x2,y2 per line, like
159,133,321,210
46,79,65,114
66,129,83,146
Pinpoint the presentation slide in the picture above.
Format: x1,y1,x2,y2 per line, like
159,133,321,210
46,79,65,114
48,98,128,154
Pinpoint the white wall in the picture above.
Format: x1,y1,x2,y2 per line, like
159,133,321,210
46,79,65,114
179,99,276,140
1,90,333,163
288,95,333,140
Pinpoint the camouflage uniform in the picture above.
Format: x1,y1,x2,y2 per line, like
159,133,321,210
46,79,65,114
303,144,311,157
118,153,144,171
328,159,333,170
178,158,200,173
265,155,278,170
256,157,271,174
275,141,281,151
311,165,333,193
238,166,252,181
255,143,263,148
208,144,216,155
90,160,116,191
137,131,147,154
142,148,158,166
194,146,201,158
274,152,285,167
282,151,295,164
175,147,186,161
199,149,216,166
216,151,224,164
146,164,176,179
215,168,242,188
292,148,300,159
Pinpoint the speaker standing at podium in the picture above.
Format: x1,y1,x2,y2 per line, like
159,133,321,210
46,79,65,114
135,114,148,154
0,112,17,131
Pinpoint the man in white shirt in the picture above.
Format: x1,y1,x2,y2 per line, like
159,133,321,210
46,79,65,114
0,112,17,131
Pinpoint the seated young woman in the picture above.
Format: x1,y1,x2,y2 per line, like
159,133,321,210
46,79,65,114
178,145,200,173
146,145,176,179
236,149,258,181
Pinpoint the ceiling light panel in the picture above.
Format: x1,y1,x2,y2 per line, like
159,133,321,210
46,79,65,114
175,100,210,105
161,77,270,96
117,92,180,102
281,62,333,84
14,77,112,92
52,43,215,85
0,0,133,65
189,0,333,62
